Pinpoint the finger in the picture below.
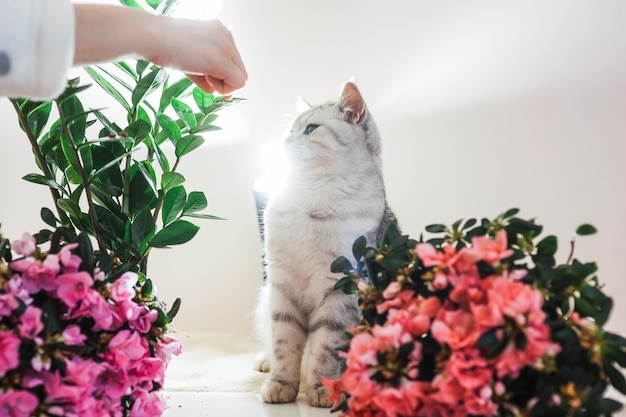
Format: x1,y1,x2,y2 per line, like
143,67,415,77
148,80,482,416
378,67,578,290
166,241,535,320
186,74,217,94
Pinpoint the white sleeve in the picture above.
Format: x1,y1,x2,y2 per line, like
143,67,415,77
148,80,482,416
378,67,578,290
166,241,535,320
0,0,75,100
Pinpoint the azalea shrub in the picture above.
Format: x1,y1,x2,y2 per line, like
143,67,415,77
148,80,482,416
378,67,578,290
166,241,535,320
324,209,626,417
0,227,181,416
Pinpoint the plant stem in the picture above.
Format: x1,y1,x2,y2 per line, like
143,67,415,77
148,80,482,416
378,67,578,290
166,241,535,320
10,100,72,227
55,102,107,253
152,158,180,223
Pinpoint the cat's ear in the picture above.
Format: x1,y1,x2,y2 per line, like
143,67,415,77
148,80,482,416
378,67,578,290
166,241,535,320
295,97,311,115
339,82,366,124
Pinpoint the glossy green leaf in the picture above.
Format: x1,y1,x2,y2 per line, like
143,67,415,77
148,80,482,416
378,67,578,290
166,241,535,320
159,77,193,112
182,191,207,214
149,220,199,248
94,65,133,92
537,235,558,257
162,186,187,226
84,66,131,112
113,61,137,80
193,88,215,113
57,198,83,219
162,172,186,191
22,173,66,195
132,68,166,109
172,98,197,128
136,60,150,77
183,213,225,220
189,123,220,134
26,101,53,139
60,95,87,144
156,113,181,143
131,209,156,251
425,224,446,233
175,134,204,158
331,256,353,273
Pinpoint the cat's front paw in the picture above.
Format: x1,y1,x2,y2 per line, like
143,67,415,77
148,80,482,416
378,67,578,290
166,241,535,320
307,385,332,408
261,379,298,403
253,353,270,372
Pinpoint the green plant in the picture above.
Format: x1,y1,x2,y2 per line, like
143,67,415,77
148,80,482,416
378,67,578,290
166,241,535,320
8,1,239,278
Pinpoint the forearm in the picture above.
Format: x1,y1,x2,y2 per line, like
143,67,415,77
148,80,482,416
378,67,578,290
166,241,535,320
73,4,162,66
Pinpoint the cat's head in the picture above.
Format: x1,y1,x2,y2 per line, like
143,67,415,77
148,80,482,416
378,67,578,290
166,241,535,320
284,82,381,169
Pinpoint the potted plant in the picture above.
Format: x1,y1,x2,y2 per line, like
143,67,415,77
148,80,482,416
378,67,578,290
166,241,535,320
325,210,626,417
0,1,239,414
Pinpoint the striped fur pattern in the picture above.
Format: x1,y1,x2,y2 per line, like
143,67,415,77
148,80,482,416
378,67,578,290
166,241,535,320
255,82,396,407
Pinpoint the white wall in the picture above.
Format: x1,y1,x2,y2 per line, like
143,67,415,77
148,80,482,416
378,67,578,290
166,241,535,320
1,1,625,338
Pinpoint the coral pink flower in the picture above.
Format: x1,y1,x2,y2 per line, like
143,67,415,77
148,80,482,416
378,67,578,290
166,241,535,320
155,335,182,363
12,233,36,256
56,271,93,309
17,306,44,342
432,308,480,350
446,350,492,391
0,390,39,417
469,230,513,265
0,331,21,377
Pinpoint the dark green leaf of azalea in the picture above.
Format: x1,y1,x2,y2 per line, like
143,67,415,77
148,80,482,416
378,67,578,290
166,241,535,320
149,220,200,248
331,256,353,274
576,224,597,236
536,235,558,257
41,207,58,228
462,218,477,230
425,224,446,233
352,236,367,261
142,279,153,298
162,172,186,192
503,208,520,218
452,219,462,231
175,134,204,158
167,297,182,321
22,173,66,195
182,191,207,214
604,361,626,394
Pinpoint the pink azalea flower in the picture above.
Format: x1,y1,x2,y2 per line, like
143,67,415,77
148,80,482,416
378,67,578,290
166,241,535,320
65,358,105,390
0,294,18,317
469,230,513,265
61,325,87,346
129,389,167,417
155,335,182,364
17,306,44,342
96,364,132,399
55,271,94,309
0,390,39,417
129,357,165,385
10,255,60,293
106,330,149,368
445,350,492,391
12,233,36,256
41,370,83,404
110,272,138,302
0,331,21,377
129,307,158,334
57,243,81,272
432,308,480,350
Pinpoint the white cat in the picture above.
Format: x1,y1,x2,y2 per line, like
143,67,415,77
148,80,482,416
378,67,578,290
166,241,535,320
255,82,395,407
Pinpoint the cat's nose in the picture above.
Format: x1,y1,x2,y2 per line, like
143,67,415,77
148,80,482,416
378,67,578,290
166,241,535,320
284,135,296,145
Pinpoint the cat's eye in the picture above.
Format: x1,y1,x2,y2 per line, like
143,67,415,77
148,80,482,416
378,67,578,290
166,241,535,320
303,124,319,135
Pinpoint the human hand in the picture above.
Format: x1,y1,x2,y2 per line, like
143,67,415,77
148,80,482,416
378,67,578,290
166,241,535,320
150,18,248,95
